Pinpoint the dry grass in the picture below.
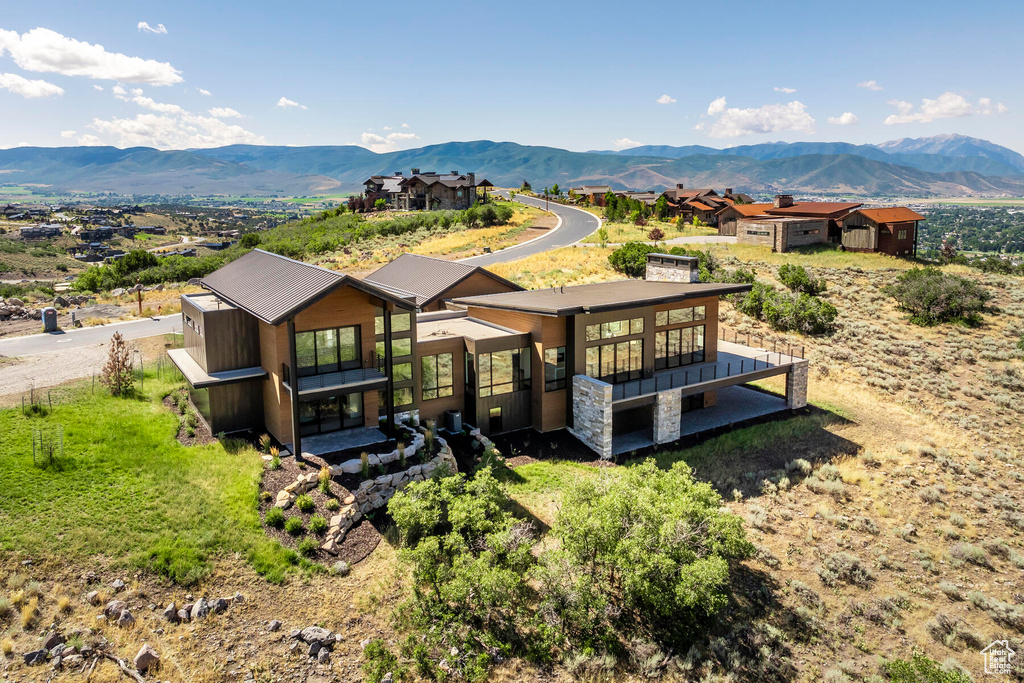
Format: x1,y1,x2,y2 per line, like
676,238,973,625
580,219,718,244
486,245,620,288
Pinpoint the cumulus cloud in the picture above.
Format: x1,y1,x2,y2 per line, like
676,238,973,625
401,123,409,128
197,88,211,96
137,22,168,35
828,112,859,125
0,28,182,85
0,72,64,98
60,130,76,138
208,107,243,118
360,131,419,153
697,97,815,138
774,86,796,93
114,85,185,114
612,137,643,150
884,92,1007,124
656,94,676,104
76,134,103,146
276,96,306,109
857,80,882,91
93,84,104,91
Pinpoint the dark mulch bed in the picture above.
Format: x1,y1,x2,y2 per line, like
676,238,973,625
335,520,382,565
162,394,217,447
488,429,606,464
301,439,444,493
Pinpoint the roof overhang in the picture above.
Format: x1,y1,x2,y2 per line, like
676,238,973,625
167,348,267,389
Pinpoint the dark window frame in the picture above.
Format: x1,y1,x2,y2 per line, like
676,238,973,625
421,352,455,401
295,325,361,377
544,346,566,392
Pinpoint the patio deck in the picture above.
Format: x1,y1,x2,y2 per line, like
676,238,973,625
285,427,387,458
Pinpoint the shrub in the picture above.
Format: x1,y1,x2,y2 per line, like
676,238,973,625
295,494,315,513
608,241,659,277
325,498,340,512
318,466,332,493
817,551,875,588
734,283,837,335
883,267,990,326
778,263,826,295
647,227,665,241
362,640,407,683
265,507,285,528
101,332,134,396
284,517,304,536
308,514,328,535
884,652,972,683
239,233,261,248
297,537,319,556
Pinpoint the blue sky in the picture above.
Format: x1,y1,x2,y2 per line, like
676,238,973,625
1,0,1021,153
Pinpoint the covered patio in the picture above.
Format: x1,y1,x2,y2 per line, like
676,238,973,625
285,427,387,458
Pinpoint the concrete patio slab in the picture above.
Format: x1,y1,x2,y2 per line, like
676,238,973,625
288,427,387,458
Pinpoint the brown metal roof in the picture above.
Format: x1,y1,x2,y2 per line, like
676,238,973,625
717,202,773,217
765,202,862,218
687,201,716,212
201,249,413,325
848,207,926,223
364,253,523,308
454,279,752,317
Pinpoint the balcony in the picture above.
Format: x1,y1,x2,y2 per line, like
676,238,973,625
282,352,388,399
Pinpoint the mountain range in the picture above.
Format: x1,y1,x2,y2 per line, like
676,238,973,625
2,134,1023,198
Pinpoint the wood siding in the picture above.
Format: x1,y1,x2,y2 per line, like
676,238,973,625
421,272,520,312
737,218,828,252
414,336,467,426
841,214,917,256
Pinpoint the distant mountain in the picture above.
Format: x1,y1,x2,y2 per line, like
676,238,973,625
590,136,1024,176
4,139,1024,198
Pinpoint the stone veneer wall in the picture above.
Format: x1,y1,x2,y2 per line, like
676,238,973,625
645,262,698,283
786,360,809,409
568,375,613,460
653,388,682,444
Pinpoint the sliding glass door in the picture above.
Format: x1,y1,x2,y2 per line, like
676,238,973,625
299,393,364,435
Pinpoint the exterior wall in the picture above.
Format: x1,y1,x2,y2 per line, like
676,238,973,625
207,380,264,434
878,221,916,256
653,388,682,444
464,331,533,436
568,375,613,459
737,218,827,252
181,297,207,370
258,320,289,445
840,213,878,252
421,272,520,312
202,308,260,373
414,336,466,427
645,261,699,283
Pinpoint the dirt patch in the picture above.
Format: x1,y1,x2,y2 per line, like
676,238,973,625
504,455,539,468
163,392,217,447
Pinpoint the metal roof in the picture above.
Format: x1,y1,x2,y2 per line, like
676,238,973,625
765,202,862,217
454,279,752,317
848,207,926,223
717,202,774,216
200,249,414,325
364,253,523,307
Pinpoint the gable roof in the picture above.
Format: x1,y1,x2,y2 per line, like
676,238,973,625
201,249,414,325
364,253,523,308
849,207,926,224
765,202,862,218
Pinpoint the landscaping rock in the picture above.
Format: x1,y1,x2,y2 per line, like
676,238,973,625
190,598,210,620
331,561,350,577
110,578,126,592
300,626,332,644
42,632,65,651
24,649,47,666
85,590,99,605
62,654,83,667
134,643,160,672
162,603,177,621
232,591,244,604
211,597,229,614
288,629,302,640
117,609,135,627
267,619,282,632
177,609,190,622
903,523,918,537
104,600,126,617
307,642,321,658
317,647,330,664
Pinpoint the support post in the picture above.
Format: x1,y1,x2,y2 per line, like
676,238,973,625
383,307,395,436
287,318,302,460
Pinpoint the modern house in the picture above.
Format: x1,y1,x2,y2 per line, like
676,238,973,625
716,203,773,236
840,207,925,257
570,185,613,203
760,195,862,242
169,250,809,459
363,174,405,206
20,224,63,239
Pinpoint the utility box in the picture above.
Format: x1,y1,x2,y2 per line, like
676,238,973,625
445,410,462,433
42,307,58,332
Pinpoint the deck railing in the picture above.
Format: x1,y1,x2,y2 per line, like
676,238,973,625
610,352,791,401
718,327,805,360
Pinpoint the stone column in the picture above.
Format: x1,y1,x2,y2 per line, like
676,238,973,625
568,375,613,460
653,388,682,445
786,359,809,409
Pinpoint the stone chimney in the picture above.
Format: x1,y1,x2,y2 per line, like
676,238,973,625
725,188,733,195
645,252,700,283
774,194,794,208
676,183,686,190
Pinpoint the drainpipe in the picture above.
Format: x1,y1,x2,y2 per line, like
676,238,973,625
287,317,302,460
384,307,395,436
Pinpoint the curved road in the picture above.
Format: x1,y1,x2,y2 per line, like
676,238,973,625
459,194,600,267
0,197,600,357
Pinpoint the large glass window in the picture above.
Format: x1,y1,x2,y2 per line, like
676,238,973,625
393,362,413,382
477,348,531,397
585,317,644,341
378,387,413,409
299,393,363,435
586,340,642,383
544,347,566,391
655,325,705,369
656,305,706,327
295,326,360,376
376,337,412,359
374,310,412,335
421,353,454,401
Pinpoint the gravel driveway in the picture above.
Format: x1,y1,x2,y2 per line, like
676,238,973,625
0,343,110,399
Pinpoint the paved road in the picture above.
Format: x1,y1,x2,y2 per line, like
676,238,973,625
459,194,601,267
0,314,180,357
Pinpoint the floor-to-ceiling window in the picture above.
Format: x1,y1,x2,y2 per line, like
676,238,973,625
295,326,360,376
299,394,364,436
654,304,706,370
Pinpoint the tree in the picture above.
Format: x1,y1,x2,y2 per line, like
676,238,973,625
655,195,669,220
239,233,261,249
374,198,386,211
520,180,531,191
101,332,134,396
883,267,990,326
550,183,560,196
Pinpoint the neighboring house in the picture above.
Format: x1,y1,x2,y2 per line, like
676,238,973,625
363,253,523,312
363,174,405,206
841,207,925,257
571,185,613,202
658,186,754,224
80,227,115,241
616,191,659,206
169,250,809,459
20,224,63,239
762,195,862,241
716,203,773,236
393,170,492,211
135,225,168,235
735,216,829,252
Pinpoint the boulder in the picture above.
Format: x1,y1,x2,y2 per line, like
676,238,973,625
42,632,66,651
24,649,48,666
308,641,321,657
267,619,282,632
211,598,229,614
232,591,244,604
54,296,68,307
8,297,24,308
133,643,160,672
190,598,210,620
317,647,330,664
343,494,356,505
162,603,177,621
177,608,190,622
110,288,125,297
275,491,293,508
321,539,340,555
110,578,126,592
116,609,135,627
337,459,363,475
299,626,332,644
62,654,84,667
104,600,127,617
28,309,41,320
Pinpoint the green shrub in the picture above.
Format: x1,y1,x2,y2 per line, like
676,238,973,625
883,267,990,326
308,514,328,535
295,493,315,513
297,537,319,556
284,517,304,536
325,498,340,512
608,241,659,277
265,507,285,528
734,283,837,335
778,263,826,295
362,639,407,683
883,651,971,683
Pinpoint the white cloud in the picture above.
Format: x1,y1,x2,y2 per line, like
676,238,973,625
197,88,211,96
612,137,643,150
0,28,182,85
698,97,815,138
401,123,409,128
93,84,104,91
359,131,419,153
857,80,883,91
208,107,243,118
137,22,168,35
276,96,306,109
382,125,392,131
0,72,64,98
113,85,184,114
60,130,76,138
827,112,859,125
884,92,1007,124
76,134,103,146
774,86,796,94
656,94,676,105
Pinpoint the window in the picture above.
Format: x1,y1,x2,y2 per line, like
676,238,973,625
376,337,412,358
296,326,360,377
656,305,705,327
897,229,907,240
378,387,413,409
796,229,819,235
585,340,642,382
477,348,531,397
393,362,413,382
374,310,411,335
747,229,770,236
421,353,454,401
585,317,644,341
544,347,566,391
655,325,705,369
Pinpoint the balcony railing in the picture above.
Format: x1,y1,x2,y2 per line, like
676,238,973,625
282,350,388,394
610,350,794,401
719,327,805,360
